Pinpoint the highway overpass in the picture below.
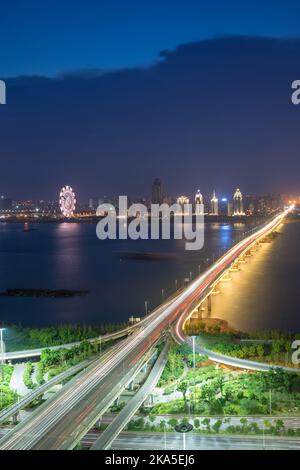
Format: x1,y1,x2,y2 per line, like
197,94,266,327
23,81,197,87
90,339,170,450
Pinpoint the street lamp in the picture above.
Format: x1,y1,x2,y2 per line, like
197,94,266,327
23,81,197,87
174,423,193,450
191,336,196,373
0,328,6,381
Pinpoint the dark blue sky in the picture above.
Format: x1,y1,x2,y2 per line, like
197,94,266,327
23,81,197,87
1,2,300,201
1,0,300,77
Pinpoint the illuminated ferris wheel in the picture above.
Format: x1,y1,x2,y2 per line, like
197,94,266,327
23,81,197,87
59,185,76,218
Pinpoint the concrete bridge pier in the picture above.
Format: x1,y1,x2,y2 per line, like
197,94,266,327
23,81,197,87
145,393,154,406
221,271,231,282
230,262,240,272
212,283,221,295
207,295,212,313
197,305,203,319
190,305,203,321
113,397,119,407
12,412,20,425
127,380,135,391
96,416,102,429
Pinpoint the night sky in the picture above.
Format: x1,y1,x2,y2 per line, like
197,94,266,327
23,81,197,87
0,1,300,200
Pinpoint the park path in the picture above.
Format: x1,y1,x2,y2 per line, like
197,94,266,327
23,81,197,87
9,364,30,396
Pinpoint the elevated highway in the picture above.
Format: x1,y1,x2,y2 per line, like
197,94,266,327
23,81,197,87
90,339,170,450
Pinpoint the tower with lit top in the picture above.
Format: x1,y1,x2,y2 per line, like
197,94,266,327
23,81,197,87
195,189,204,215
233,188,245,216
210,190,218,215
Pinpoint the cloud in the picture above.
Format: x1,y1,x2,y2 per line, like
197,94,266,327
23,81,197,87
1,36,300,200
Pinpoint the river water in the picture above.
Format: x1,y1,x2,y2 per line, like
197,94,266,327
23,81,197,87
0,219,298,332
210,220,300,333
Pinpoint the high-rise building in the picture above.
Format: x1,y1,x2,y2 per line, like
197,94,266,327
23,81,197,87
151,178,163,204
195,189,203,205
177,196,189,206
233,188,245,216
176,196,189,214
195,189,204,215
88,198,94,209
227,201,233,216
210,190,218,215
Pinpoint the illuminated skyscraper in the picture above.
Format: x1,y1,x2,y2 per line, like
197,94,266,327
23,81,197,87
210,190,218,215
233,188,245,216
195,189,204,215
176,196,190,214
195,189,203,205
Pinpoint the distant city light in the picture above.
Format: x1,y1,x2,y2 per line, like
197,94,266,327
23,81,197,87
221,197,228,202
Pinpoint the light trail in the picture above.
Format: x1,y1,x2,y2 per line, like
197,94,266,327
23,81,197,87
0,207,292,450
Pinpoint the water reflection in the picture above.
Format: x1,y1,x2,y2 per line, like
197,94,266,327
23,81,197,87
210,222,300,333
0,219,296,329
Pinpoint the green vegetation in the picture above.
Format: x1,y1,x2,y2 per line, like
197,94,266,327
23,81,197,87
126,415,300,437
158,344,186,386
192,331,298,367
3,322,129,351
158,343,207,387
35,362,45,385
39,339,112,379
0,365,18,411
153,366,300,416
23,362,34,389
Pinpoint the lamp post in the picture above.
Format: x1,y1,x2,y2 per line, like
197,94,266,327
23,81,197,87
0,328,6,382
175,423,193,450
191,336,196,371
191,335,196,391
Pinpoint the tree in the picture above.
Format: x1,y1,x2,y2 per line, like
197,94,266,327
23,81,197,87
193,418,200,429
202,418,211,430
177,380,188,408
212,419,222,433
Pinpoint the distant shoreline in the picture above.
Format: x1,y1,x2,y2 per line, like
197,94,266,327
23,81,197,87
0,288,89,298
0,214,265,224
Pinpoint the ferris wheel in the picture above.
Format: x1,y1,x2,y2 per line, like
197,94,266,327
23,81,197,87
59,185,76,218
